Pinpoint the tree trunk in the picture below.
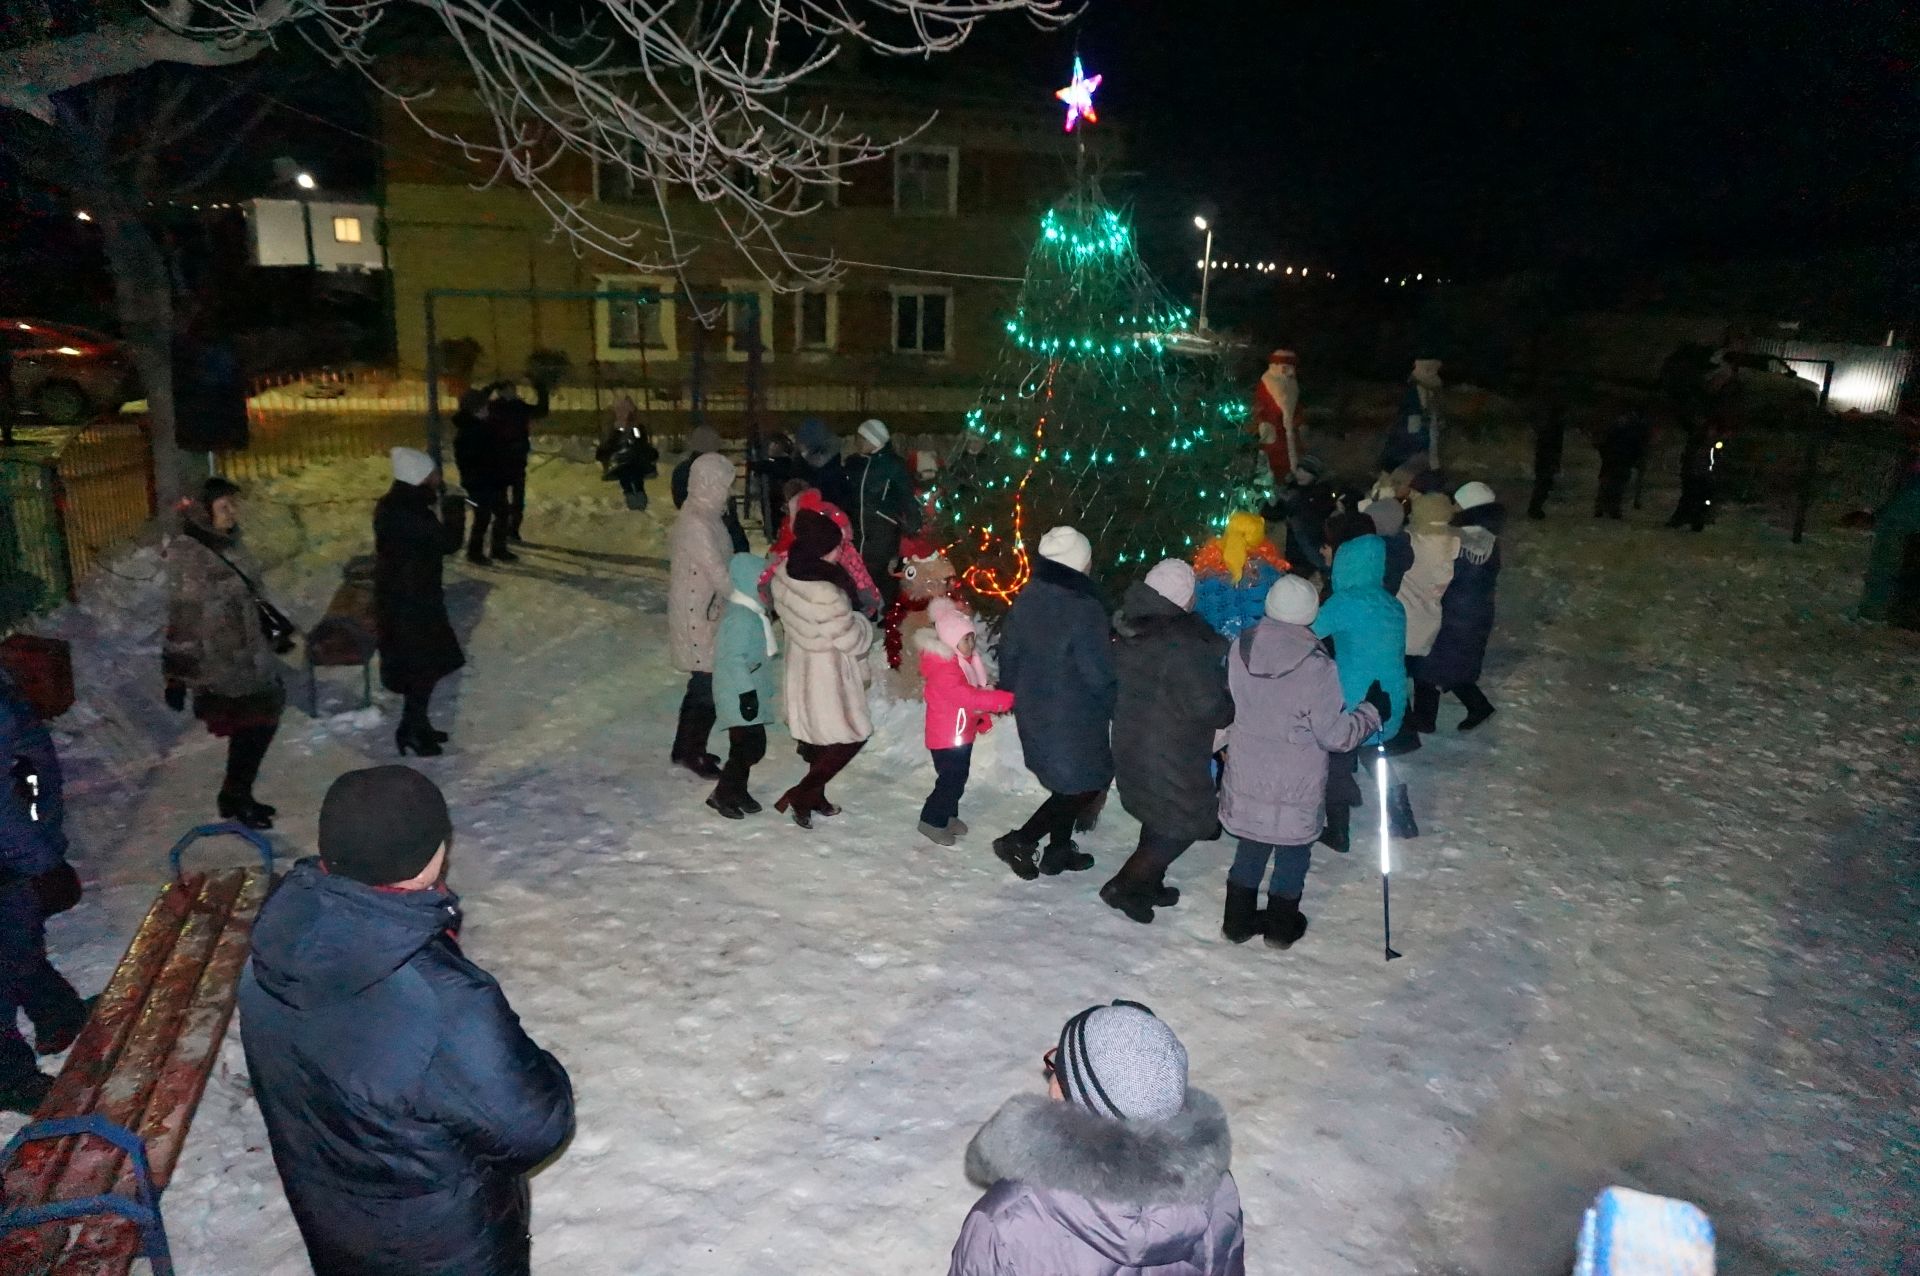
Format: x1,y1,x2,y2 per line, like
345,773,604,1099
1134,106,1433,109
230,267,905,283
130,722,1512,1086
95,202,187,510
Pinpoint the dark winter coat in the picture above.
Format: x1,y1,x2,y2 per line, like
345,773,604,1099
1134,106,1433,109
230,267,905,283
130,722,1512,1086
453,385,546,490
1380,530,1414,595
846,444,922,577
375,481,466,693
1416,503,1504,689
2,678,66,980
239,860,573,1276
999,557,1117,795
948,1091,1245,1276
1111,584,1234,842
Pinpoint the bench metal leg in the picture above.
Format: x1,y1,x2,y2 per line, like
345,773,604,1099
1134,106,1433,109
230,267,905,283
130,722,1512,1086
0,1114,174,1275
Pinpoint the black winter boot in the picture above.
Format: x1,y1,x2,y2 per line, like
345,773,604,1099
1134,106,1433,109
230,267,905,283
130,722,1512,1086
1411,681,1441,734
1264,895,1309,949
1318,803,1351,854
1388,783,1420,839
1456,683,1497,731
1038,839,1095,875
992,832,1041,881
1099,850,1164,924
1221,884,1262,944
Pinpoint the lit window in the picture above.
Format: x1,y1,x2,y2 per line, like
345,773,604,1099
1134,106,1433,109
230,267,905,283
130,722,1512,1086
331,216,362,244
893,288,951,355
894,147,957,217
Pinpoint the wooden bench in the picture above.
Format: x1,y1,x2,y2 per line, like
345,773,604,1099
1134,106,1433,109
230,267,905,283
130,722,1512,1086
0,823,274,1275
305,555,378,715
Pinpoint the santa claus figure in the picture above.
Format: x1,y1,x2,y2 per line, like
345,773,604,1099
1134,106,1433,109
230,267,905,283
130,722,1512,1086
1252,349,1304,486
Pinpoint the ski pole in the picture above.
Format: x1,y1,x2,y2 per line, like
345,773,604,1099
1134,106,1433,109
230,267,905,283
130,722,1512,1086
1376,745,1402,961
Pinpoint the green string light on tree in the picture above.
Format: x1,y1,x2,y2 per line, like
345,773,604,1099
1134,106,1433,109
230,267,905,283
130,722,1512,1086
934,194,1256,605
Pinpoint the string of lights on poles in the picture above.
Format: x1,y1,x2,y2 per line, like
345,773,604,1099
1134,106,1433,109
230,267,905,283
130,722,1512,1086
1192,257,1451,288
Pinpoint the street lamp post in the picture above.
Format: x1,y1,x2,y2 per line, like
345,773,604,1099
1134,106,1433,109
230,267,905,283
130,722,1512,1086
1194,214,1215,331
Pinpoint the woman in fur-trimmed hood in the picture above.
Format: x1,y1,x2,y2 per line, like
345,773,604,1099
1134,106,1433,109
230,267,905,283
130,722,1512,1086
948,1001,1245,1276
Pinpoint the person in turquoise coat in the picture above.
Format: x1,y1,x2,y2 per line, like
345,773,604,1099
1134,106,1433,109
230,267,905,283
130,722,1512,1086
709,552,780,819
1311,534,1418,842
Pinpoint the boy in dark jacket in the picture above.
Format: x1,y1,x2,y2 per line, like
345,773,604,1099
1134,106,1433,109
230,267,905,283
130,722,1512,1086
240,766,573,1276
1,672,90,1114
1101,560,1234,924
993,527,1116,880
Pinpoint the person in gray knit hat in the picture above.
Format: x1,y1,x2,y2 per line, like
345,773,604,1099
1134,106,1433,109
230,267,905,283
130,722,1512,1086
948,1002,1245,1276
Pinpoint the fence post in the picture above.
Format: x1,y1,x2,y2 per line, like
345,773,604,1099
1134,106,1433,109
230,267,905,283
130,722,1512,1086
46,461,78,603
425,292,443,466
1790,360,1835,545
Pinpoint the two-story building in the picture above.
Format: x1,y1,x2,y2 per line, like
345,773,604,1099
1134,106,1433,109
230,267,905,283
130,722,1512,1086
381,72,1117,429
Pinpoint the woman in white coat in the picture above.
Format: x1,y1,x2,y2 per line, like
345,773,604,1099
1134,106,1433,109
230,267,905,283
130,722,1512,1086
768,509,874,828
1396,491,1458,737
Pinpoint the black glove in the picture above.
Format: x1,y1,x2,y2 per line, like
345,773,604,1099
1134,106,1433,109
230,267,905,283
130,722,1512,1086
740,691,758,722
1362,679,1392,721
164,682,187,713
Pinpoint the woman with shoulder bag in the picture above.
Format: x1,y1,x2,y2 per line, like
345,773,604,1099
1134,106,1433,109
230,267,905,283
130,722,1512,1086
163,477,290,829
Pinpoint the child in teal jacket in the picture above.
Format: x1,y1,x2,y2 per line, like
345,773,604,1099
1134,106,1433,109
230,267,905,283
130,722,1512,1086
710,553,779,818
1311,534,1419,843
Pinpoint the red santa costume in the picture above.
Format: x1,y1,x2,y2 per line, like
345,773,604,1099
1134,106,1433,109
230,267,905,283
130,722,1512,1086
1252,349,1303,485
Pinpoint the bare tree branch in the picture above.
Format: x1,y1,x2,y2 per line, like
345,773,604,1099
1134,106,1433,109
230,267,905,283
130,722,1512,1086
5,1,1077,283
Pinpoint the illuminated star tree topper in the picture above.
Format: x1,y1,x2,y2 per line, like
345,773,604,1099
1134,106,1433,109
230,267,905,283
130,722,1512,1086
1054,56,1102,133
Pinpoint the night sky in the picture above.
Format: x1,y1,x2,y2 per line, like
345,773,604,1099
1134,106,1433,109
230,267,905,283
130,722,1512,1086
996,0,1918,282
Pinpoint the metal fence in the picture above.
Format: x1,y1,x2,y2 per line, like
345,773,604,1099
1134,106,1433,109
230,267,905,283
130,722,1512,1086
0,462,70,633
0,420,156,633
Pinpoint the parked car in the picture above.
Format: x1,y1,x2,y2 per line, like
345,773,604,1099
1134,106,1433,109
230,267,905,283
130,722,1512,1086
2,319,137,425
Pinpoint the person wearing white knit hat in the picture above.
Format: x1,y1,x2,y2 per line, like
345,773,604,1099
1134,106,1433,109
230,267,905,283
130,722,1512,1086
992,526,1114,880
375,448,468,756
1100,558,1232,923
845,417,921,607
1215,575,1389,948
1037,525,1093,574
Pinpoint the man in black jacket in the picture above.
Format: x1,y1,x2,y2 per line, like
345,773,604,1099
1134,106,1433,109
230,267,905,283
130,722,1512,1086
485,379,547,545
239,766,573,1276
844,418,921,606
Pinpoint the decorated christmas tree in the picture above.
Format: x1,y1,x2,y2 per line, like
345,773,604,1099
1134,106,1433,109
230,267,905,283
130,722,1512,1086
934,194,1258,606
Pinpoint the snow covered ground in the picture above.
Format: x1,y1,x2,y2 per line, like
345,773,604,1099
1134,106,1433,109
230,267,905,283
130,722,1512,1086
6,438,1916,1275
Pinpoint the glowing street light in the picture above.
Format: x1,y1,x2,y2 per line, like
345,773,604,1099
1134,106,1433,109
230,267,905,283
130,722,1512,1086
294,172,317,191
1193,214,1215,331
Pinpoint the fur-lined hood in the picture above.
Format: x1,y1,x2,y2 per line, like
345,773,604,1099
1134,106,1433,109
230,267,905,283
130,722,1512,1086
965,1090,1231,1207
956,1091,1241,1273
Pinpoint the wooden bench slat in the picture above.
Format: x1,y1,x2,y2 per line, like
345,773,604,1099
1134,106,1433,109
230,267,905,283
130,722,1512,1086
49,869,270,1276
0,874,209,1264
0,870,246,1275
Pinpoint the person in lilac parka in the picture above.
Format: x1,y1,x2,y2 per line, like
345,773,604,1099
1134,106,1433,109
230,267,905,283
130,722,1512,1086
1218,576,1387,948
948,1001,1245,1276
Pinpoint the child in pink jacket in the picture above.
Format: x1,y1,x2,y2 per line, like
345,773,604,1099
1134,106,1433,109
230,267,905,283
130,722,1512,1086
917,600,1014,846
